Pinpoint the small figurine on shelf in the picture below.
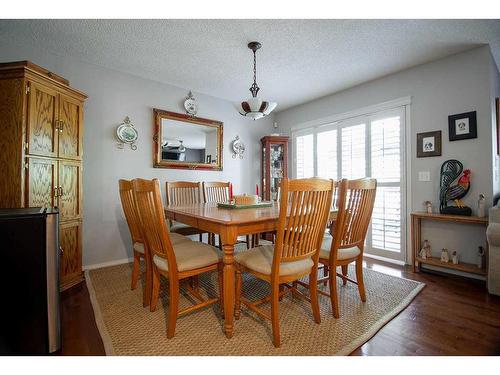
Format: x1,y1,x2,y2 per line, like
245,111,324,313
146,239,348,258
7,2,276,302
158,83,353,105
419,240,432,259
477,246,485,269
477,194,486,218
423,201,433,214
440,248,450,263
452,251,459,265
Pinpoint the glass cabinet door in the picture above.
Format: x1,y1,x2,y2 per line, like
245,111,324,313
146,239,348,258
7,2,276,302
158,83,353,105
269,143,284,201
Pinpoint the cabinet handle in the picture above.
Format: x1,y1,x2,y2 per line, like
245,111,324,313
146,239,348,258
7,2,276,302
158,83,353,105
54,120,60,131
59,121,64,133
60,246,64,255
54,187,59,197
59,186,63,197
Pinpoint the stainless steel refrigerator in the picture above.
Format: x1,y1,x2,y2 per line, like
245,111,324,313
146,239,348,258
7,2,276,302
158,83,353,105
0,207,61,354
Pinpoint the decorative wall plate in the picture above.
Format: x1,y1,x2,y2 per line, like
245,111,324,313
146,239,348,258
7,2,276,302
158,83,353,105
231,135,245,159
184,91,198,116
116,116,138,150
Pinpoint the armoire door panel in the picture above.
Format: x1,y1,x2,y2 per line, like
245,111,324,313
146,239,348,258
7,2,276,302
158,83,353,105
27,81,58,158
58,95,83,160
58,160,82,221
25,157,58,208
60,220,82,285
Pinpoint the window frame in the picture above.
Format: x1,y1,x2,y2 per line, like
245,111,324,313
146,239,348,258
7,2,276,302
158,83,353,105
291,98,411,263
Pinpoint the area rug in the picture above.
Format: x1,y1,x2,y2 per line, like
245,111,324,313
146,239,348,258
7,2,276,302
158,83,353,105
86,252,424,355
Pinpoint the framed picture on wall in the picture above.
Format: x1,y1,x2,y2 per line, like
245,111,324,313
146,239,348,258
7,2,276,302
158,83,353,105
448,111,477,141
417,130,442,158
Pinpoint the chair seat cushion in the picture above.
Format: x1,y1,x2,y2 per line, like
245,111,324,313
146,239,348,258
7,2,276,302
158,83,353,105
235,244,314,276
169,233,192,245
133,233,190,255
320,235,361,260
153,241,221,272
133,241,145,254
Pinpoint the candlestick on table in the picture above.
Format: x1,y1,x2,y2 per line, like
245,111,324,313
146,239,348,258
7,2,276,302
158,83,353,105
229,183,233,201
256,183,259,196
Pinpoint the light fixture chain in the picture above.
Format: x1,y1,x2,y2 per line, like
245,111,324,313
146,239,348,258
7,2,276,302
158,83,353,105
253,49,257,86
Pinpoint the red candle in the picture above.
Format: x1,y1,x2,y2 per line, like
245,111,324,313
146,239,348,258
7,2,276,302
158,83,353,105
256,183,259,196
229,183,233,201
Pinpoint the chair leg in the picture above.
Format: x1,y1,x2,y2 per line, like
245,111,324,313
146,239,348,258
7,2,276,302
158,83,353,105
167,279,180,339
329,266,340,318
356,257,366,302
234,267,242,320
218,263,224,316
150,266,161,312
199,233,203,242
191,275,199,292
246,235,250,249
341,265,348,286
323,264,329,286
131,252,141,290
271,282,281,348
309,271,321,324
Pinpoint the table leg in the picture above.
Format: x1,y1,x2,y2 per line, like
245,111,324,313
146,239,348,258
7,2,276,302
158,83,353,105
221,238,236,338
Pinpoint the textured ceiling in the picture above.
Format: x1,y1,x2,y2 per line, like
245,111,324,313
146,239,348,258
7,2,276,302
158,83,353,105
1,19,499,111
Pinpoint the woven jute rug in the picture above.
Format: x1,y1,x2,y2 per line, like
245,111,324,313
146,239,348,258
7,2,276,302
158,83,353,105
86,251,424,356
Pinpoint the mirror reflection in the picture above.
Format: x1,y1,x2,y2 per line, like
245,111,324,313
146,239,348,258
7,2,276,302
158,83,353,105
161,119,218,164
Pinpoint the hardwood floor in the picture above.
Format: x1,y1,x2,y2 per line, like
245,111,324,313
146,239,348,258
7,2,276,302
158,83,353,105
58,258,500,356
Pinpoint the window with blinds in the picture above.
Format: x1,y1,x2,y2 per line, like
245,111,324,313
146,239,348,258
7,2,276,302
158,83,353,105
293,106,405,261
295,133,314,178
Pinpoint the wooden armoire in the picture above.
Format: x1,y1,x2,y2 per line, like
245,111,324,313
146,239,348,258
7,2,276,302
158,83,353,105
0,61,87,291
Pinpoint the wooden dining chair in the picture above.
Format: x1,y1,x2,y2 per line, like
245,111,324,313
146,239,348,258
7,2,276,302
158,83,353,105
317,178,377,318
166,181,208,242
234,177,334,347
133,178,223,338
119,179,192,306
202,181,258,248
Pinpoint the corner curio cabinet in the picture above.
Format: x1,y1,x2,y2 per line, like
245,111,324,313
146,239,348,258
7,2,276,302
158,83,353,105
261,136,289,201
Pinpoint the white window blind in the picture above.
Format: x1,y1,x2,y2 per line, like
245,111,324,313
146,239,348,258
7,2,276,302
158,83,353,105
317,129,337,180
341,124,366,180
295,133,314,178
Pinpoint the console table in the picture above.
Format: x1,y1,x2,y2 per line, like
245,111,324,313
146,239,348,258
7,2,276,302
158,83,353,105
410,212,488,276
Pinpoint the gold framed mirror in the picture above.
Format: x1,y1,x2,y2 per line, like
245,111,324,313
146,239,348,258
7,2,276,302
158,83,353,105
153,109,223,170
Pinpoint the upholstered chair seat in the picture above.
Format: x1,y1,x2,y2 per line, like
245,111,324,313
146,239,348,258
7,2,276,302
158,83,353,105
235,244,314,276
133,233,191,254
153,241,221,272
319,235,361,260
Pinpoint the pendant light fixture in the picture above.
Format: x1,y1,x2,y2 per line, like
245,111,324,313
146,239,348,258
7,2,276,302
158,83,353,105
235,41,277,120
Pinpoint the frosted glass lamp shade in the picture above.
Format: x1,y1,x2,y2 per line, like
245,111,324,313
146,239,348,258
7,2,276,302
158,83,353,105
234,98,277,120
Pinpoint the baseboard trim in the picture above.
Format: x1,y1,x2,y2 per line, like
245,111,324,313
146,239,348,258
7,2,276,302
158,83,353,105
83,257,133,271
364,253,406,266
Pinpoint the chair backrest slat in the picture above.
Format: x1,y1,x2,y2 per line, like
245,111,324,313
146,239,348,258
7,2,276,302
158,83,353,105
273,178,334,268
166,181,201,205
331,178,377,257
203,181,230,203
134,178,178,273
118,179,142,243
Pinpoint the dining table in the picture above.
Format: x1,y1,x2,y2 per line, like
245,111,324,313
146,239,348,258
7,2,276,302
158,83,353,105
164,201,337,339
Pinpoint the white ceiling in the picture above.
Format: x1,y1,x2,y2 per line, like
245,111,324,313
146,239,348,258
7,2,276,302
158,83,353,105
1,19,499,111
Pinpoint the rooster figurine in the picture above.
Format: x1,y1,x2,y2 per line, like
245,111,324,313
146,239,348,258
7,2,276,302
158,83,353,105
439,160,472,216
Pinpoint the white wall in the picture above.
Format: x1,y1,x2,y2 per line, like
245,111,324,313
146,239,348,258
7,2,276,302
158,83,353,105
276,46,496,267
0,39,274,267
